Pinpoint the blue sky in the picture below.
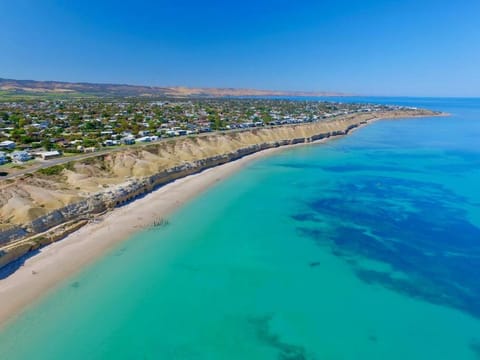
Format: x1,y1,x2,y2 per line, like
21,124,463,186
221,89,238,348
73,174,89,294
1,0,479,96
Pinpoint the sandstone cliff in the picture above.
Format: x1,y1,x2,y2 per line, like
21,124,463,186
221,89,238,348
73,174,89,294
0,109,437,268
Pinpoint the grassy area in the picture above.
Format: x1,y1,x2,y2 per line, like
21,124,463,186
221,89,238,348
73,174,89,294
0,159,37,169
37,165,65,176
62,152,83,157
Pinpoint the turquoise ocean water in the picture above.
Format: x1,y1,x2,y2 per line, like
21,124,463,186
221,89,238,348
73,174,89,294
1,98,480,359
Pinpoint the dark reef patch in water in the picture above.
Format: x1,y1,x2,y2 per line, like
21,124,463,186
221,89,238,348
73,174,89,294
368,334,378,343
470,339,480,359
274,162,321,170
364,150,443,161
113,247,127,257
249,315,312,360
275,161,424,175
444,150,480,164
293,175,480,318
320,164,423,174
425,163,475,174
291,213,319,222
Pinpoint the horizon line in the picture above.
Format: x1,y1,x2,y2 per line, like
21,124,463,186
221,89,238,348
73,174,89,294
1,76,479,99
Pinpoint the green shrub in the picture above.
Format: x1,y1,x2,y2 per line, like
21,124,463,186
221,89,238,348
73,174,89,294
63,162,75,171
38,165,64,176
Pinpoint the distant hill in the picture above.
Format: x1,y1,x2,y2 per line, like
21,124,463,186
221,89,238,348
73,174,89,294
0,78,346,98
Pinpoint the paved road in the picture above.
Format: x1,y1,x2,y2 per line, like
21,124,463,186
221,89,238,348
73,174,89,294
1,150,111,179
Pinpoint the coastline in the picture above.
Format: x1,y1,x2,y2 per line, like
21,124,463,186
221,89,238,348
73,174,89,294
0,147,283,327
0,112,442,327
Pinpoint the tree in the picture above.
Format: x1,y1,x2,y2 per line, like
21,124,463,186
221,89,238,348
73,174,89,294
9,114,21,128
148,120,157,130
262,113,273,124
209,114,224,130
41,139,53,151
20,135,34,144
10,128,26,142
83,138,98,148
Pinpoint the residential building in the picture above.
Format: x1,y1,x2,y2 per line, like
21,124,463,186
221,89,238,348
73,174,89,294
34,150,62,160
11,151,32,163
0,152,7,165
121,137,135,145
0,140,16,150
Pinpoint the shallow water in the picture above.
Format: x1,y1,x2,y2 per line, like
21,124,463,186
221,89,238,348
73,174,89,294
1,98,480,359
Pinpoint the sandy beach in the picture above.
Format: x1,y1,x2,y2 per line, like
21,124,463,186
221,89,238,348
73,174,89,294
0,145,294,327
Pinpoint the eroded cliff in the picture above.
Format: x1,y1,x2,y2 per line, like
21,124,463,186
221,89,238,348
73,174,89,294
0,109,438,267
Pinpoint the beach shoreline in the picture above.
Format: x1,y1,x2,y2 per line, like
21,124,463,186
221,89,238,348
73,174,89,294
0,143,304,328
0,112,443,327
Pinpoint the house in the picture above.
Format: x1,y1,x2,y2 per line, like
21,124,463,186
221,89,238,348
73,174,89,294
68,140,83,149
0,140,16,150
103,140,119,146
0,152,7,165
121,137,135,145
198,126,211,133
135,136,152,143
34,150,62,160
83,147,97,153
11,150,32,163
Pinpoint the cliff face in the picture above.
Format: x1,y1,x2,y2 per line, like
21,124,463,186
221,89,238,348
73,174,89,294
0,109,436,267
